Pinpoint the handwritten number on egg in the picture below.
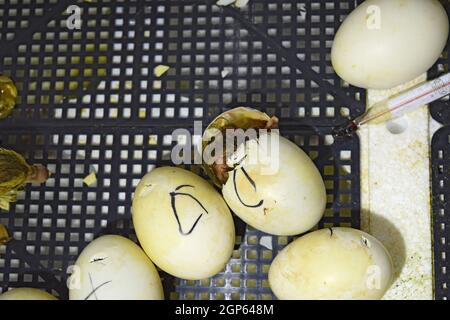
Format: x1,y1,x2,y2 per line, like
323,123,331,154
170,185,209,236
233,168,264,208
85,273,112,300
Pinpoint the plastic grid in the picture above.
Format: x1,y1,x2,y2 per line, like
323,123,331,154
432,127,450,300
0,127,359,299
0,0,61,42
0,0,363,299
0,0,366,128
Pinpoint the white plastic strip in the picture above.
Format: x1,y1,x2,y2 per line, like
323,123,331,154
360,74,433,300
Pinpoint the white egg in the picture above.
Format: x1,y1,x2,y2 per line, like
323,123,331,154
0,288,57,300
331,0,449,89
222,132,326,236
69,235,164,300
132,167,235,280
269,227,394,300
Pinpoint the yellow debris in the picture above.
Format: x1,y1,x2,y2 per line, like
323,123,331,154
83,172,97,186
216,0,235,5
216,0,249,7
0,224,10,244
154,65,170,78
0,199,10,211
221,69,230,78
235,0,249,7
0,75,18,119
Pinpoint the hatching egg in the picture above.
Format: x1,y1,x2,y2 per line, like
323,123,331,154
201,107,326,236
221,132,327,236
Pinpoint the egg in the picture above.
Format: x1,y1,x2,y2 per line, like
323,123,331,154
221,132,326,236
331,0,449,89
132,167,235,280
69,235,164,300
0,288,57,300
201,107,326,236
269,227,394,300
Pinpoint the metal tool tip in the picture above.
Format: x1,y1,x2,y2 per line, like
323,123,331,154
332,121,358,138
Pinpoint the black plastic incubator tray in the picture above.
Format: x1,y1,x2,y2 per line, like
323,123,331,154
431,126,450,300
1,0,367,300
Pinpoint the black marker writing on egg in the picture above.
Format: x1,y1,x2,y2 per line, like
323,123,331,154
85,273,112,300
169,184,209,236
233,167,264,208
